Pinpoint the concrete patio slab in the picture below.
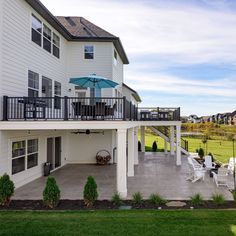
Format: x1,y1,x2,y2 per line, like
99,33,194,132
13,152,233,200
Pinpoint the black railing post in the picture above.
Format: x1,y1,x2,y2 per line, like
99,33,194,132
123,96,126,121
178,107,181,121
2,96,8,121
64,96,68,121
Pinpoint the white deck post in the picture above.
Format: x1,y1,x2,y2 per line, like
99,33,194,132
134,127,139,165
128,128,134,177
170,126,175,156
140,126,145,152
176,125,181,166
164,140,168,155
116,129,127,197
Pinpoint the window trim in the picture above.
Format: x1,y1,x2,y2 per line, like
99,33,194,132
84,45,94,60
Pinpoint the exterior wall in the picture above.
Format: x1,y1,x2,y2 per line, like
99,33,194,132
67,41,114,97
67,130,113,164
122,85,138,106
1,0,68,102
0,130,67,188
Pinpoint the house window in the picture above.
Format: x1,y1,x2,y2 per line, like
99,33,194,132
54,81,61,109
84,45,94,59
12,141,26,175
114,50,117,65
43,24,52,53
12,139,39,175
27,139,38,169
42,76,52,107
32,14,42,47
53,33,60,58
28,71,39,97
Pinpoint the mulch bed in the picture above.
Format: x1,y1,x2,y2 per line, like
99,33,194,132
1,200,236,210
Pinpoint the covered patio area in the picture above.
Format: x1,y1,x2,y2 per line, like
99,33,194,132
13,152,233,200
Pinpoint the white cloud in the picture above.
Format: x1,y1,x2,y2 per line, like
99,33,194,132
41,0,236,65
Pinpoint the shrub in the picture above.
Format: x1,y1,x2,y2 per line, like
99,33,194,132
149,193,166,206
198,148,204,159
132,192,143,205
232,190,236,202
83,176,98,207
212,193,225,206
152,141,157,152
112,192,123,206
138,141,141,152
43,176,60,208
190,193,204,206
0,174,15,206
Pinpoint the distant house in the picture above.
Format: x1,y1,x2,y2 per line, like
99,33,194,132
200,116,210,123
228,111,236,125
181,116,188,123
187,115,201,124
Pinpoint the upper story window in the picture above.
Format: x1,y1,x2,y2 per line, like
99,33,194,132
31,14,42,47
53,33,60,58
28,70,39,97
114,50,117,65
42,76,52,107
84,45,94,59
31,14,60,59
43,24,52,53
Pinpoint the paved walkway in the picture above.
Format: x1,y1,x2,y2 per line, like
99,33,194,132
13,152,233,200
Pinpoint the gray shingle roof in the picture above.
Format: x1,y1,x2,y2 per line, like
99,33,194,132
56,16,117,39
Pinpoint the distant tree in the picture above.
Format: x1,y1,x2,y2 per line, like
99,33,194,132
198,148,205,159
152,141,158,152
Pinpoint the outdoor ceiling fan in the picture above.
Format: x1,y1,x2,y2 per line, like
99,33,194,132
71,129,104,135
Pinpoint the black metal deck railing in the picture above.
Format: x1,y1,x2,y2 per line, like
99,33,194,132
2,96,180,122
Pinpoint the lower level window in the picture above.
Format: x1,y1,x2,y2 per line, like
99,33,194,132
12,139,38,175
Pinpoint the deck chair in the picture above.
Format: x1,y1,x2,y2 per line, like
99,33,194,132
187,157,206,182
204,155,216,170
212,167,228,187
227,157,236,174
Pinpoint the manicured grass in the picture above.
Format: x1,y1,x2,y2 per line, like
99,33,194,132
1,210,236,235
141,132,234,163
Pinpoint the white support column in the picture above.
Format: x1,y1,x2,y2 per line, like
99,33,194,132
170,126,175,156
116,129,127,197
164,140,168,155
140,126,145,153
128,128,134,177
176,125,181,166
134,127,139,165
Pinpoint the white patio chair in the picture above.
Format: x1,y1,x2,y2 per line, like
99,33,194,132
227,157,236,174
212,167,228,187
187,157,206,182
204,155,216,170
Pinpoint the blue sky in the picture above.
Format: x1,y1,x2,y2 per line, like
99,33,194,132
41,0,236,116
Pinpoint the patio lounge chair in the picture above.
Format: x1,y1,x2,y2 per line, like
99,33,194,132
227,157,236,174
212,167,228,187
187,157,206,183
204,155,216,170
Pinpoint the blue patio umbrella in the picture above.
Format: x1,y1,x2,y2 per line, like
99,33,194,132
69,74,119,89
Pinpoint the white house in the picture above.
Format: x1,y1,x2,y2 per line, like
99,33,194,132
0,0,182,198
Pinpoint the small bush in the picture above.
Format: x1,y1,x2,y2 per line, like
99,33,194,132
83,176,98,207
149,193,166,206
132,192,143,205
43,176,60,208
198,148,204,159
212,193,225,205
152,141,158,152
112,192,123,206
190,193,204,206
232,190,236,202
0,174,15,206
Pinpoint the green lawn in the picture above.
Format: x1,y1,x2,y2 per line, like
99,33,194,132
1,210,236,236
142,132,234,163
